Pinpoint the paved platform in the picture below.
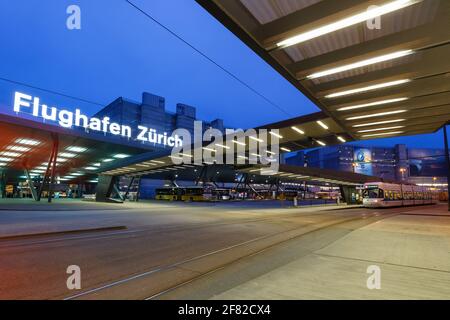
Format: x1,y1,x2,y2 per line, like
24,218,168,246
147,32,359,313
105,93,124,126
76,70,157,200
212,206,450,300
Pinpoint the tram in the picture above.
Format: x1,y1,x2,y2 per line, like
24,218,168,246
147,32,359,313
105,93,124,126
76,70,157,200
362,182,439,208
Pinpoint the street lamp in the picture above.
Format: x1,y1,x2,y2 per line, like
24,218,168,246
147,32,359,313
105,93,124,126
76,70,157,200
399,167,406,181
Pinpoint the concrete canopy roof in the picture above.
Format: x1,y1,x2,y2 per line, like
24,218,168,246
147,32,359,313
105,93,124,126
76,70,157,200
0,114,152,184
196,0,450,141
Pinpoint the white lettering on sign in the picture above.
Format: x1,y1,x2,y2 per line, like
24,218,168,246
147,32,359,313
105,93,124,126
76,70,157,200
12,91,181,147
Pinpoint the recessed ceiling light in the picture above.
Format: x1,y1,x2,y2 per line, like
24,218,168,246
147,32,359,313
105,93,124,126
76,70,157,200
291,126,305,135
346,110,406,120
85,166,98,170
214,143,230,150
307,50,414,79
337,136,346,143
203,147,216,152
150,160,165,164
7,145,31,152
249,136,264,142
362,131,404,137
317,120,329,130
15,138,40,146
357,126,405,133
280,147,292,152
316,140,326,146
58,152,77,158
102,158,114,162
66,146,87,153
269,131,283,139
276,0,418,48
353,119,406,127
232,140,246,146
1,151,21,157
113,154,130,159
325,79,411,98
337,97,409,111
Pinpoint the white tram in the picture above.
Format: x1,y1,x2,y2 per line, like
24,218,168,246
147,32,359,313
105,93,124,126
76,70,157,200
362,182,439,208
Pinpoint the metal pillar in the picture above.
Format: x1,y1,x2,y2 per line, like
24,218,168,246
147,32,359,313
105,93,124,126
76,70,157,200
47,134,59,203
124,177,135,201
38,140,57,201
135,177,141,202
443,125,450,211
24,169,38,201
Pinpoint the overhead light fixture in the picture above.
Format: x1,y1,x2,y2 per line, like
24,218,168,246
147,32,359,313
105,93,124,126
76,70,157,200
56,158,69,163
276,0,418,48
102,158,114,162
357,126,405,133
307,50,414,79
346,110,406,120
362,131,404,137
203,147,216,152
15,138,41,146
214,143,230,150
84,166,98,170
31,169,45,173
35,166,48,170
353,119,406,127
92,163,101,167
317,120,329,130
249,136,264,143
113,154,130,159
291,126,305,135
66,146,87,153
72,172,84,176
237,155,248,160
179,153,193,158
280,147,291,152
316,140,326,146
269,131,283,139
337,97,408,111
58,152,77,158
325,79,411,98
0,152,21,157
150,160,165,164
7,145,30,152
0,162,7,166
232,140,246,146
337,136,347,143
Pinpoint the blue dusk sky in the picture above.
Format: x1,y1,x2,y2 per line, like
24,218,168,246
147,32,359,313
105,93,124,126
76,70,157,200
0,0,444,149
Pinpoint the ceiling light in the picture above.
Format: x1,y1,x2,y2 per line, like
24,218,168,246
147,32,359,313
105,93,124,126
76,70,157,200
357,126,405,133
337,97,408,111
15,138,40,146
316,140,326,146
269,131,283,139
66,146,87,153
280,147,291,152
1,152,20,157
362,131,404,137
7,145,30,152
353,119,406,127
325,79,411,98
203,147,216,152
113,154,130,159
31,169,45,173
346,110,406,120
307,50,413,79
58,152,77,158
92,163,101,167
84,167,98,170
214,143,230,150
179,153,193,158
150,160,165,164
337,136,346,143
0,162,7,166
291,126,305,135
102,159,114,162
276,0,418,48
237,155,248,159
35,166,48,170
317,120,329,129
72,173,84,176
232,140,246,146
251,153,261,157
249,136,264,143
56,158,69,163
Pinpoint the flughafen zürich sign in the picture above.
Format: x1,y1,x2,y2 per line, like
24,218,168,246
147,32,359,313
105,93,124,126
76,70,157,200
12,91,183,147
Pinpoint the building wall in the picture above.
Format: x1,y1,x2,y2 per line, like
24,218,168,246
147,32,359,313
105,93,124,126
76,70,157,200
93,92,226,148
285,144,448,185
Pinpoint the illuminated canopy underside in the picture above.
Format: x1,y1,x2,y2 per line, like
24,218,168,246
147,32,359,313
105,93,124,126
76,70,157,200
196,0,450,145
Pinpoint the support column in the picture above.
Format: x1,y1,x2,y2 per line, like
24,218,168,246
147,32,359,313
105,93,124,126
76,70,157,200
443,125,450,211
24,169,38,201
47,134,59,203
0,172,6,199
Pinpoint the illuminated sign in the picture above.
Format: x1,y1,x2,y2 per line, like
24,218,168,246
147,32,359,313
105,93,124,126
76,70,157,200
354,148,373,176
13,92,182,147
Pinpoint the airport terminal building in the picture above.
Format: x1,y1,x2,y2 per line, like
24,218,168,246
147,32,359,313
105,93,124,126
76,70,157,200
285,145,448,188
